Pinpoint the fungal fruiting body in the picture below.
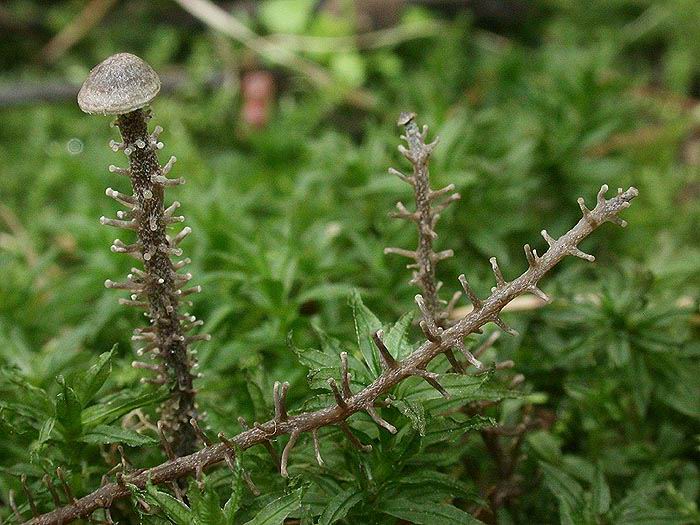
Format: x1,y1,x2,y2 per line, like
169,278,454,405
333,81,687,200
79,53,206,456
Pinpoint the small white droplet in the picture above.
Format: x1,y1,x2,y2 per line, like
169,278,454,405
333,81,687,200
143,190,153,199
136,139,146,149
144,252,152,261
66,138,83,155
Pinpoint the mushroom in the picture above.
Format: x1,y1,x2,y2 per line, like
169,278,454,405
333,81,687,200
78,53,201,457
78,52,160,115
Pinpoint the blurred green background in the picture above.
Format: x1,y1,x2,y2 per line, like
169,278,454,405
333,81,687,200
0,1,698,524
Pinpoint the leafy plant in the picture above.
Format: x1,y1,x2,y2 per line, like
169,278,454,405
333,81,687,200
5,49,639,522
0,3,697,524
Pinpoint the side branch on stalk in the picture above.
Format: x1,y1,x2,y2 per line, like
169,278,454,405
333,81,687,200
23,184,638,525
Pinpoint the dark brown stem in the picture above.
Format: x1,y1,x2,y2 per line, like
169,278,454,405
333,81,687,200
25,185,638,525
106,108,203,457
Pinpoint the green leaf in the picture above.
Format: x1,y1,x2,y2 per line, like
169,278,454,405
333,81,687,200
244,374,269,421
55,377,82,439
296,283,355,304
71,347,114,405
330,53,366,88
606,336,631,366
527,430,563,464
318,488,364,525
289,331,338,373
591,464,611,515
396,471,479,502
243,489,303,525
384,312,414,360
312,324,345,357
657,362,700,420
422,416,495,446
259,0,315,34
391,398,426,436
145,480,192,525
628,353,652,417
140,516,172,525
615,508,691,525
0,368,54,421
540,462,584,520
30,417,56,456
81,388,167,429
401,373,514,413
37,417,55,444
402,373,490,401
188,477,226,525
223,455,245,525
80,424,157,447
349,290,382,377
380,498,484,524
140,515,172,525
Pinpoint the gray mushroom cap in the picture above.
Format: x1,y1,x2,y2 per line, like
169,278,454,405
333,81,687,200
78,53,161,115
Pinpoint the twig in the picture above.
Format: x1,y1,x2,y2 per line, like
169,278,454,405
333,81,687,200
0,71,224,108
386,112,477,371
268,20,441,52
24,184,637,525
475,410,542,518
450,294,547,319
41,0,118,63
173,0,375,109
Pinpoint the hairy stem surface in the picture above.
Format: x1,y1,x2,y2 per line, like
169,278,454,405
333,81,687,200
108,109,201,457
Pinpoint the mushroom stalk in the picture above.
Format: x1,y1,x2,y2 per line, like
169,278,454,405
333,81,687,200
114,108,199,457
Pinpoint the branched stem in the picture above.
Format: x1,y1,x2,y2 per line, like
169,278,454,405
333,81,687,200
386,111,460,320
25,185,637,525
385,112,470,370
